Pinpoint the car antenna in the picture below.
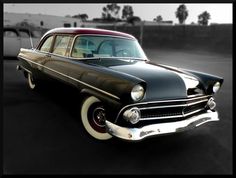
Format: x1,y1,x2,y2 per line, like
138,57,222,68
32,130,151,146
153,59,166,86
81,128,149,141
28,26,34,49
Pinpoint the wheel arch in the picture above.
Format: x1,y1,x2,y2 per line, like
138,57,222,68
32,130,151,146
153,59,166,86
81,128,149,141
80,88,122,122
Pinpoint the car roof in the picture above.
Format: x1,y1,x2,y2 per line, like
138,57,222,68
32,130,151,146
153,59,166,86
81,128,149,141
43,27,136,39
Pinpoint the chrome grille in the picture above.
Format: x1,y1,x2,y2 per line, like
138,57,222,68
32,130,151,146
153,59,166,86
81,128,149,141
115,95,210,124
138,96,209,121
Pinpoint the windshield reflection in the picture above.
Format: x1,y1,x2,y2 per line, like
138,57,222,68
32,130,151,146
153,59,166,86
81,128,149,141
71,35,147,60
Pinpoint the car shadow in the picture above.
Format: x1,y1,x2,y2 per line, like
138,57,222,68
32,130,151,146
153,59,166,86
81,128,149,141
34,79,82,120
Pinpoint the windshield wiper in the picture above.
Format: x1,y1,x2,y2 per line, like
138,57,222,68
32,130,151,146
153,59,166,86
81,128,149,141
70,56,149,62
127,57,148,61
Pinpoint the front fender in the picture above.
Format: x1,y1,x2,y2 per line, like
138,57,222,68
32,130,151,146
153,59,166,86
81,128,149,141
80,88,122,122
182,69,224,94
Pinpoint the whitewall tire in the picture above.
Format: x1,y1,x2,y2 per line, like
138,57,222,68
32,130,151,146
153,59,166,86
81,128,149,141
81,96,112,140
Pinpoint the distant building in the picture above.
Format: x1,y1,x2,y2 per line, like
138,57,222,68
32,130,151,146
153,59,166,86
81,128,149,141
144,20,173,26
81,21,126,28
4,12,82,29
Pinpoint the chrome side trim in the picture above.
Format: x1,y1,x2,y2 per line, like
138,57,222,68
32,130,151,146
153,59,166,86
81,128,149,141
18,56,120,100
106,110,219,141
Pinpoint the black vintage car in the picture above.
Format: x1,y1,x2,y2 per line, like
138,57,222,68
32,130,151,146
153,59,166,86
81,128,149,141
17,27,223,141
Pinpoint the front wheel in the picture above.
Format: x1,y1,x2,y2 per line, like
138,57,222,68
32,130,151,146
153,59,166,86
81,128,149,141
81,96,112,140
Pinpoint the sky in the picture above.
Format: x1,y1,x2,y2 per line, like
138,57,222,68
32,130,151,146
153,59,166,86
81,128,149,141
3,3,233,24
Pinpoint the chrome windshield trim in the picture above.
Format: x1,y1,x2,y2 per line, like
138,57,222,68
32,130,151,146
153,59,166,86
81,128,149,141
69,34,148,60
73,34,136,41
19,56,120,100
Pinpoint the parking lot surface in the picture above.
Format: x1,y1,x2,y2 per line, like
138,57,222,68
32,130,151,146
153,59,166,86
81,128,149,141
3,49,232,174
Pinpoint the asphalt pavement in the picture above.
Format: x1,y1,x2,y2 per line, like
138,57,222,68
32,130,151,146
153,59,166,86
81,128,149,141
3,49,232,174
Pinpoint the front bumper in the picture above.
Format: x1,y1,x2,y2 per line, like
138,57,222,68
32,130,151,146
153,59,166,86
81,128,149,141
105,110,219,141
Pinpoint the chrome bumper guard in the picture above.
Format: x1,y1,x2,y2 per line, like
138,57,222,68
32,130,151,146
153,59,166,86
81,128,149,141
105,110,219,141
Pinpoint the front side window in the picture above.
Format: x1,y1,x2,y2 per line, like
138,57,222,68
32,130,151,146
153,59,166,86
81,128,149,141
39,36,54,53
52,35,71,56
71,35,147,59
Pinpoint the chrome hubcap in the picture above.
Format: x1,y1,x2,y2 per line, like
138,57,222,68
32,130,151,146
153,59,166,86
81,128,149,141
92,107,106,127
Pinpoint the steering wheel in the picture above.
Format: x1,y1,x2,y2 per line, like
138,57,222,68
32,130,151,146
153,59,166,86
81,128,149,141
97,40,113,54
115,49,131,57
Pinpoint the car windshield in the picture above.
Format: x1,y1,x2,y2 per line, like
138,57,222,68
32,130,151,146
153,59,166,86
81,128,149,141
71,35,147,60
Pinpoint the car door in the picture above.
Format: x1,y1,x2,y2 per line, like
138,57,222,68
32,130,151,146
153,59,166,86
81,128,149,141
68,36,97,87
3,28,21,57
42,35,74,83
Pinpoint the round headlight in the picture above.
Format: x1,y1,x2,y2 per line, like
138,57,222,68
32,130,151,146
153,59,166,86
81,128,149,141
131,84,144,101
213,82,221,93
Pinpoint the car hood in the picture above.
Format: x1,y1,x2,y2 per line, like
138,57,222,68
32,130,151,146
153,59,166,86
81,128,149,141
87,59,204,101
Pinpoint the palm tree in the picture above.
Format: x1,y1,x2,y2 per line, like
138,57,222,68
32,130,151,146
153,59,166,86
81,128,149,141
102,3,121,21
198,11,211,25
175,4,188,24
122,5,134,20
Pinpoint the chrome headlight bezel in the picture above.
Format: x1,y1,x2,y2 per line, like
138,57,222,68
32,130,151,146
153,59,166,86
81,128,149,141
213,82,221,93
123,107,141,124
131,84,145,101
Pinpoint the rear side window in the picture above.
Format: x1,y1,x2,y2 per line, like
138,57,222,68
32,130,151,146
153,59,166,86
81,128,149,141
40,36,54,53
52,35,71,56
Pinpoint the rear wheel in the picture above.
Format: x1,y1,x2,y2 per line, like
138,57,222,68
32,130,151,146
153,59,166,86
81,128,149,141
81,96,112,140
